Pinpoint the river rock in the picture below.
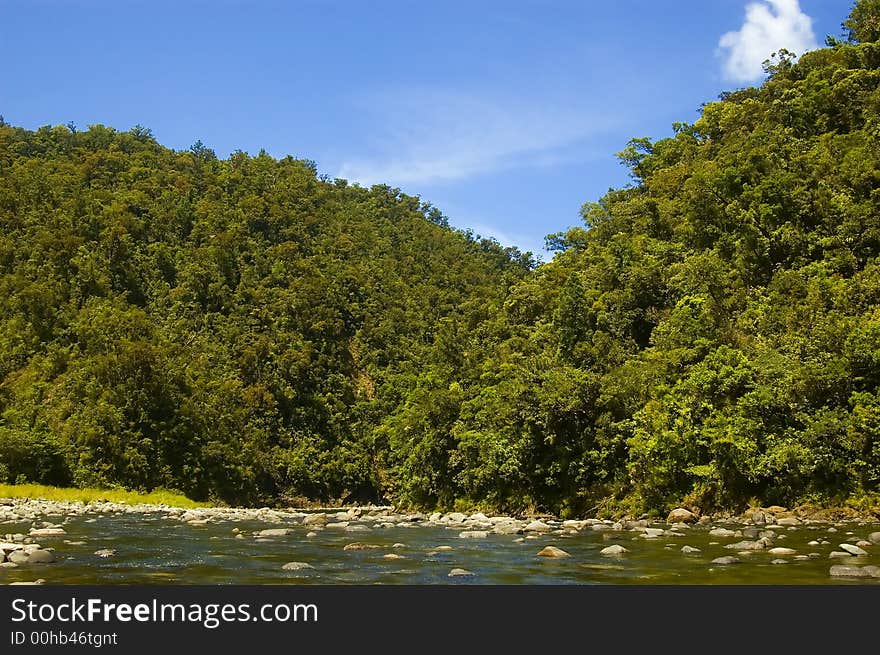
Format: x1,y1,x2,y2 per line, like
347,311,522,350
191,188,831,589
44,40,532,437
709,528,737,538
302,514,327,526
776,517,801,526
8,551,30,564
343,542,382,551
9,579,45,585
324,522,349,529
282,562,313,571
681,545,701,554
492,523,523,535
642,528,665,538
711,556,740,565
459,531,489,539
839,543,868,556
524,520,552,532
448,568,474,577
768,547,797,556
258,528,293,537
382,553,404,560
537,546,570,558
771,559,788,564
725,540,766,551
94,549,116,557
28,527,66,537
830,565,873,578
26,549,55,564
445,513,467,523
869,532,880,545
666,508,697,524
829,551,854,558
600,544,628,556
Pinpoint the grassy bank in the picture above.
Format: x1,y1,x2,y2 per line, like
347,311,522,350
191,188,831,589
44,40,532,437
0,484,207,508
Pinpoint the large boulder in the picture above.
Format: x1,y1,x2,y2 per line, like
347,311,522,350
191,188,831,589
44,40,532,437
666,508,697,524
839,543,869,556
27,549,55,564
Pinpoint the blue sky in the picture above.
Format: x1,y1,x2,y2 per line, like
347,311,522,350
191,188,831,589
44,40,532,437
1,0,854,258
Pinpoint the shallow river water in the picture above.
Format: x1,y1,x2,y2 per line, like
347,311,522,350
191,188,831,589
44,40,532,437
3,509,880,585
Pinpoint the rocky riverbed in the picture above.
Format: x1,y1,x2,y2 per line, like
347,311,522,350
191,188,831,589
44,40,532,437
1,498,879,585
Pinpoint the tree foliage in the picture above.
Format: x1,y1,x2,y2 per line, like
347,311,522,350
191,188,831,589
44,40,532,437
2,3,880,514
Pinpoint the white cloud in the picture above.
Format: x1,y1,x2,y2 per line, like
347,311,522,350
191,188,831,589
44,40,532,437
718,0,819,83
335,89,613,187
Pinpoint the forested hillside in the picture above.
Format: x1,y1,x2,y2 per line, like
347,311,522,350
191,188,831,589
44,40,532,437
381,3,880,516
0,122,531,505
2,3,880,516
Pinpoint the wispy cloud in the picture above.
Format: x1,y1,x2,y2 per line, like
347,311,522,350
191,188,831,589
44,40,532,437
718,0,818,83
335,88,614,187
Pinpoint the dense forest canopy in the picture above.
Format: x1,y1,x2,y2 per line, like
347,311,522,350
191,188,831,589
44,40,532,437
2,2,880,516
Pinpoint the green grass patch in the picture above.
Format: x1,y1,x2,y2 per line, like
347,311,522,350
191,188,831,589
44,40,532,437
0,484,207,508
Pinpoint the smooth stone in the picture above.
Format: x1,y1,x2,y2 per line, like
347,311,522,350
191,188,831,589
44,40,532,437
600,544,628,556
681,545,701,554
305,532,317,538
28,528,66,537
829,551,854,559
711,556,740,565
8,551,30,564
524,520,552,532
776,517,801,526
448,568,474,577
0,561,18,568
839,543,868,556
324,522,349,529
432,545,453,551
9,579,44,585
257,528,293,537
382,554,404,560
808,540,820,546
591,523,612,532
771,559,788,564
829,565,872,578
459,531,489,539
725,540,767,551
666,508,697,523
709,528,737,538
492,524,523,535
768,547,797,556
392,543,406,548
26,549,55,564
856,540,872,548
445,513,467,523
94,549,116,557
794,555,810,561
281,562,313,571
869,532,880,545
642,528,665,538
537,546,570,558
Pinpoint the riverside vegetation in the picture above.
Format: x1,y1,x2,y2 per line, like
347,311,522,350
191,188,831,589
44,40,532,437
2,3,880,520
